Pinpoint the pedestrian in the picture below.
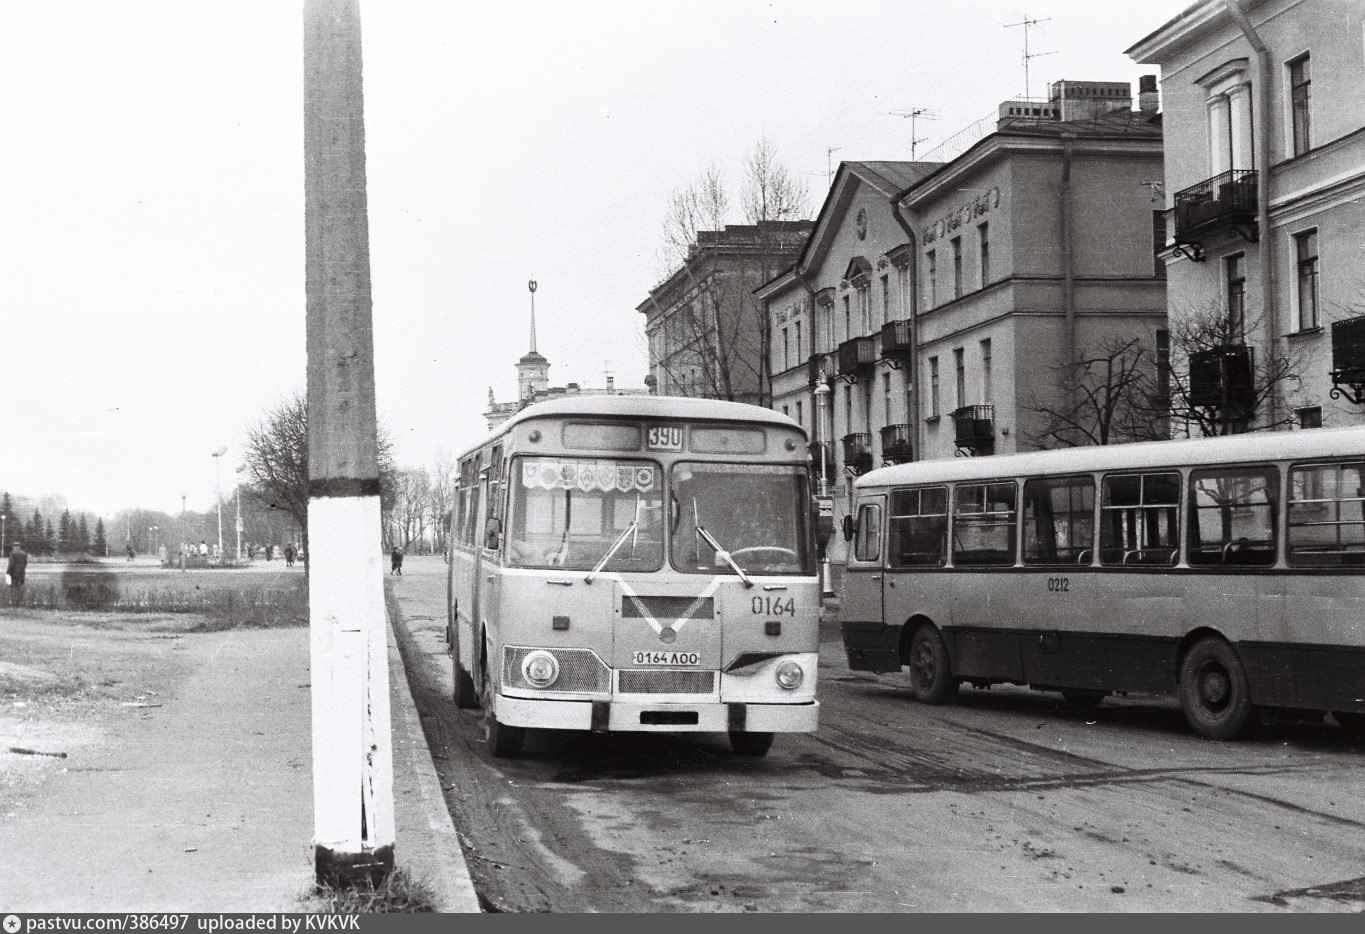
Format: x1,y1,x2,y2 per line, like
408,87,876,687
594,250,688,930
285,543,296,567
199,540,209,558
126,542,134,561
391,546,403,576
6,543,27,607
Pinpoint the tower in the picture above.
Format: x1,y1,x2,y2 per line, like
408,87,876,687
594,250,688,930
516,278,549,400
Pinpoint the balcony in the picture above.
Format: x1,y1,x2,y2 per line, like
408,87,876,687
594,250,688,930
1330,315,1365,405
808,441,836,485
837,336,876,381
951,405,995,455
879,423,914,464
807,352,828,389
842,432,873,475
880,320,913,368
1172,169,1258,261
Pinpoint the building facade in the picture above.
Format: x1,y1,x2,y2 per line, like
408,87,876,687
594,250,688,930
639,221,813,405
763,84,1168,558
1129,0,1365,431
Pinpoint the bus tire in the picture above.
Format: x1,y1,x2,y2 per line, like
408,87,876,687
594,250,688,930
482,665,524,758
907,625,958,705
1333,711,1365,738
1061,690,1107,709
1179,636,1256,740
729,731,775,757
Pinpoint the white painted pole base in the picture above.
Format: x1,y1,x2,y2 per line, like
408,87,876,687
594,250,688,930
308,494,395,885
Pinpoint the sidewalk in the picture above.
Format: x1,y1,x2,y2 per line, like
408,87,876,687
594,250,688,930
0,617,478,912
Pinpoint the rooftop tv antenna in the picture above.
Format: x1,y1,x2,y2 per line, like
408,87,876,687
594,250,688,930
889,107,941,160
826,146,842,184
1004,14,1056,102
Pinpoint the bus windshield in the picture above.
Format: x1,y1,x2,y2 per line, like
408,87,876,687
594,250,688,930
507,456,664,572
670,463,812,575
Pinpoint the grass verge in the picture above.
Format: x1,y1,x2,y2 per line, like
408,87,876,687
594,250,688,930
305,868,439,913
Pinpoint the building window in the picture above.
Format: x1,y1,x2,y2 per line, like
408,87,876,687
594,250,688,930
979,223,990,286
1156,328,1171,406
1226,253,1246,342
843,295,851,342
882,371,892,425
1289,53,1311,157
954,348,966,408
880,274,891,323
859,287,871,332
782,404,789,418
782,327,790,370
1152,211,1166,280
1298,406,1322,429
1295,229,1319,331
980,338,993,404
951,237,963,299
928,357,940,418
926,250,937,308
795,320,803,359
796,399,803,429
844,384,853,438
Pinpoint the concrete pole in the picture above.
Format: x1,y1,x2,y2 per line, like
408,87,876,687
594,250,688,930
303,0,394,887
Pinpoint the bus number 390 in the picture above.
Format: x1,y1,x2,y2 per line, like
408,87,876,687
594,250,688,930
752,596,796,616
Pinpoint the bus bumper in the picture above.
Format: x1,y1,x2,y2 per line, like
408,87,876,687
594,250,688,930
841,620,903,673
496,696,819,734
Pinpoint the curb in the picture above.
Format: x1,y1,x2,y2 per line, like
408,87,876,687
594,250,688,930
385,611,481,912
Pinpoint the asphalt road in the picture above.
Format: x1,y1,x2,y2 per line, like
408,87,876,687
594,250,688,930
389,555,1365,912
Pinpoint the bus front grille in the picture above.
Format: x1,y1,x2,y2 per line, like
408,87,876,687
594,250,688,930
617,669,717,694
503,647,611,693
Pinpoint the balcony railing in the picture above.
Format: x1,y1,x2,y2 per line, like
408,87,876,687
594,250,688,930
879,423,914,464
880,320,913,362
808,441,835,485
837,336,876,379
842,433,873,475
1173,169,1258,258
951,405,995,455
1330,315,1365,405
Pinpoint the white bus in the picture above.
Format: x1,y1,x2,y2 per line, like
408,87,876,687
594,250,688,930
839,426,1365,740
447,396,820,757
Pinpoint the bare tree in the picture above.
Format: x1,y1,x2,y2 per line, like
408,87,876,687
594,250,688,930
240,390,398,566
646,140,811,405
1027,337,1168,448
427,448,458,555
388,467,434,552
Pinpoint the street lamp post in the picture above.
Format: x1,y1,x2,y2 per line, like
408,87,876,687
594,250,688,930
1,513,6,557
212,447,227,557
813,376,833,597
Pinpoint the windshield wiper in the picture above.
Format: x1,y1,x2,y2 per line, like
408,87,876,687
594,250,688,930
584,497,642,584
692,498,754,588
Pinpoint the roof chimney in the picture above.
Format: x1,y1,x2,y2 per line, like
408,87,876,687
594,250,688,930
1138,74,1160,114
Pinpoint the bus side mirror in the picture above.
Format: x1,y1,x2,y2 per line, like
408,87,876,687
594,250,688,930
485,518,502,551
841,514,856,542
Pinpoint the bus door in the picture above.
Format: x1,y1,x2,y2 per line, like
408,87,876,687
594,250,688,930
470,469,491,679
843,494,887,627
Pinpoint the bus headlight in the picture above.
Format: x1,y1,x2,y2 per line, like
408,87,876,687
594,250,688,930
521,650,560,688
774,660,804,691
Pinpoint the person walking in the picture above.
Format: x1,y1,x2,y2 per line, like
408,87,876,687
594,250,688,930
285,543,296,567
390,546,403,576
6,543,27,607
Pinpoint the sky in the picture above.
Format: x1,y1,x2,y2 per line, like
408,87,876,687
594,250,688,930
0,0,1189,518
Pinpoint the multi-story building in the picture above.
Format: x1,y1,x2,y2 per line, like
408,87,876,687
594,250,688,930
639,220,813,404
763,82,1168,558
1128,0,1365,430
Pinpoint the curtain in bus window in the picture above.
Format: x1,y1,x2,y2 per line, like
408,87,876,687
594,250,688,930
1023,476,1095,565
854,503,882,562
1101,473,1179,566
1186,467,1278,567
1287,462,1365,567
952,482,1017,566
507,457,663,572
888,487,948,566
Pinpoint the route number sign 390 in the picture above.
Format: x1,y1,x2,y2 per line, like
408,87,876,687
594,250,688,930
647,425,684,451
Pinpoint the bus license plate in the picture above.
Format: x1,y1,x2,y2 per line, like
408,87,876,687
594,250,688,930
632,651,700,666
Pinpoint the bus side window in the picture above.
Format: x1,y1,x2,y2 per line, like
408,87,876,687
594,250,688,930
888,487,948,567
853,502,882,563
951,482,1018,567
1101,472,1179,566
1187,466,1279,567
1023,476,1095,565
1287,462,1365,566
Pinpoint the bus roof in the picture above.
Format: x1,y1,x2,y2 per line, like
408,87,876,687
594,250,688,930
461,395,803,460
855,426,1365,489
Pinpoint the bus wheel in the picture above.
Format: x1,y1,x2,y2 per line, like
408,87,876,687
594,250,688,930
482,666,524,758
1179,637,1256,740
1061,690,1107,709
451,625,478,709
729,731,775,757
1333,711,1365,738
908,625,958,705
